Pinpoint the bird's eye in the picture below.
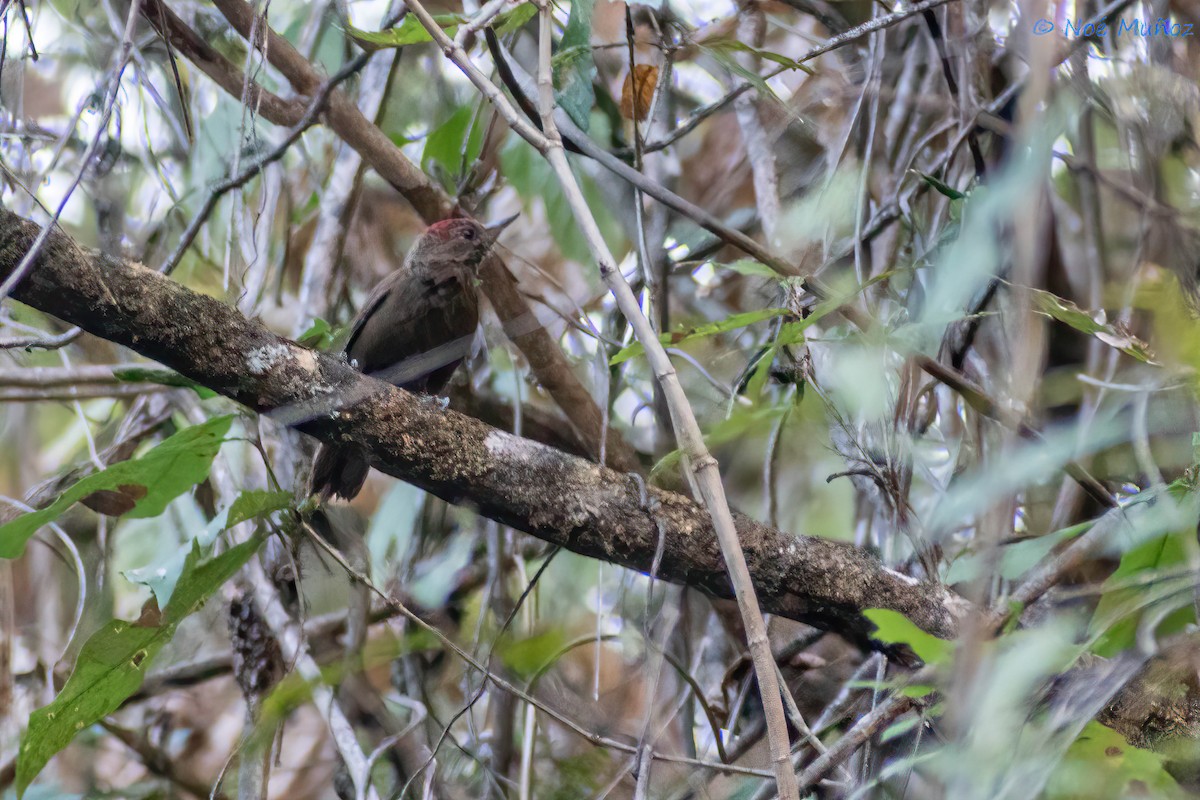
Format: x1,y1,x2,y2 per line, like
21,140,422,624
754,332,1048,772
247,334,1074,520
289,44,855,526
462,227,476,241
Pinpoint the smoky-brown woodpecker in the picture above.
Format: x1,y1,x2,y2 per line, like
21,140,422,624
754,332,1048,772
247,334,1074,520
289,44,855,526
310,215,514,500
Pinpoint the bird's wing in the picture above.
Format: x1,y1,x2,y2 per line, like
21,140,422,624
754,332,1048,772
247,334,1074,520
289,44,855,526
341,269,479,391
340,277,399,360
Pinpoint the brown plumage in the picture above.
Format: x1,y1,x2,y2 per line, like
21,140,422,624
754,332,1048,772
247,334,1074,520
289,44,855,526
311,216,513,500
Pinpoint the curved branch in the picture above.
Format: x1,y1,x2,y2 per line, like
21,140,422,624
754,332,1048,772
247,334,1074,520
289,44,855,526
142,0,641,473
0,209,973,653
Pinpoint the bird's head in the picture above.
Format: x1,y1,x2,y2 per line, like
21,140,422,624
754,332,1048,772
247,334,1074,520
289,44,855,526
410,215,516,274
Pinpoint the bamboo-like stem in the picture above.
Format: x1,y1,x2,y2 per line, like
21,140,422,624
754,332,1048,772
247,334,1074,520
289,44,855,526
401,1,800,795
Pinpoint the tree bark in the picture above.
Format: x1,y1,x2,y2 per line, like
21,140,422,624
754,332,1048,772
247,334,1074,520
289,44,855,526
0,209,974,653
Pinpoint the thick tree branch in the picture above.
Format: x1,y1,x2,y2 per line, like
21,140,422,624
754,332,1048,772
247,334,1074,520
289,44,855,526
142,0,304,126
0,364,609,460
0,209,972,653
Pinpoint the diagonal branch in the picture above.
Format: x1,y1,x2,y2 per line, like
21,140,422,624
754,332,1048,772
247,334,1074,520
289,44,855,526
141,0,641,473
0,208,973,656
141,0,304,126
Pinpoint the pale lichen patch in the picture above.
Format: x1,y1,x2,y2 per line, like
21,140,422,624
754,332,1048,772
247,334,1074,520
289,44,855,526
293,347,319,374
484,429,540,460
885,568,921,586
246,343,293,375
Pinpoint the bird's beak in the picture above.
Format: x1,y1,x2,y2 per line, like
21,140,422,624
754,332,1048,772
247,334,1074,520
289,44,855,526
484,213,519,242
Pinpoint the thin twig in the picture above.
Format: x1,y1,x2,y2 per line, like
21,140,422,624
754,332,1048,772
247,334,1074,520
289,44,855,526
15,0,37,61
172,387,384,800
302,528,777,780
294,4,407,331
0,0,144,303
489,36,799,276
455,0,508,46
795,684,921,792
160,56,370,275
0,327,81,351
636,0,963,155
102,721,229,800
732,0,781,242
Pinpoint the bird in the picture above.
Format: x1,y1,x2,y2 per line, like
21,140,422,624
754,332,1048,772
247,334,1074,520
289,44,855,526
310,214,515,500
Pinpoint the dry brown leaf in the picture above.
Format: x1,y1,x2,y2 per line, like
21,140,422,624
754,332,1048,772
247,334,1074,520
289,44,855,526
620,64,658,122
81,483,149,516
133,597,162,628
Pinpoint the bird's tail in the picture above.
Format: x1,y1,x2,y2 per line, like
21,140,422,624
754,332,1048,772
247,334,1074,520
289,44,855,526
310,443,371,501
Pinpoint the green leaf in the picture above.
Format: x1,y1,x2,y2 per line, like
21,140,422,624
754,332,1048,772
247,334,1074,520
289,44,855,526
649,405,789,479
15,538,259,797
944,521,1091,584
0,416,234,559
500,136,621,266
351,0,532,49
738,269,908,399
1027,284,1158,363
610,308,790,365
493,2,537,35
741,318,805,400
126,475,287,609
292,190,321,223
555,0,595,131
346,15,464,48
259,671,319,724
697,43,782,106
880,714,922,743
497,629,571,680
17,622,162,798
297,317,337,350
1089,528,1197,657
112,367,216,399
550,44,592,73
123,536,205,610
1046,721,1184,799
165,539,260,620
701,38,814,75
863,608,953,666
715,259,783,279
225,490,293,530
916,171,966,200
422,105,486,188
